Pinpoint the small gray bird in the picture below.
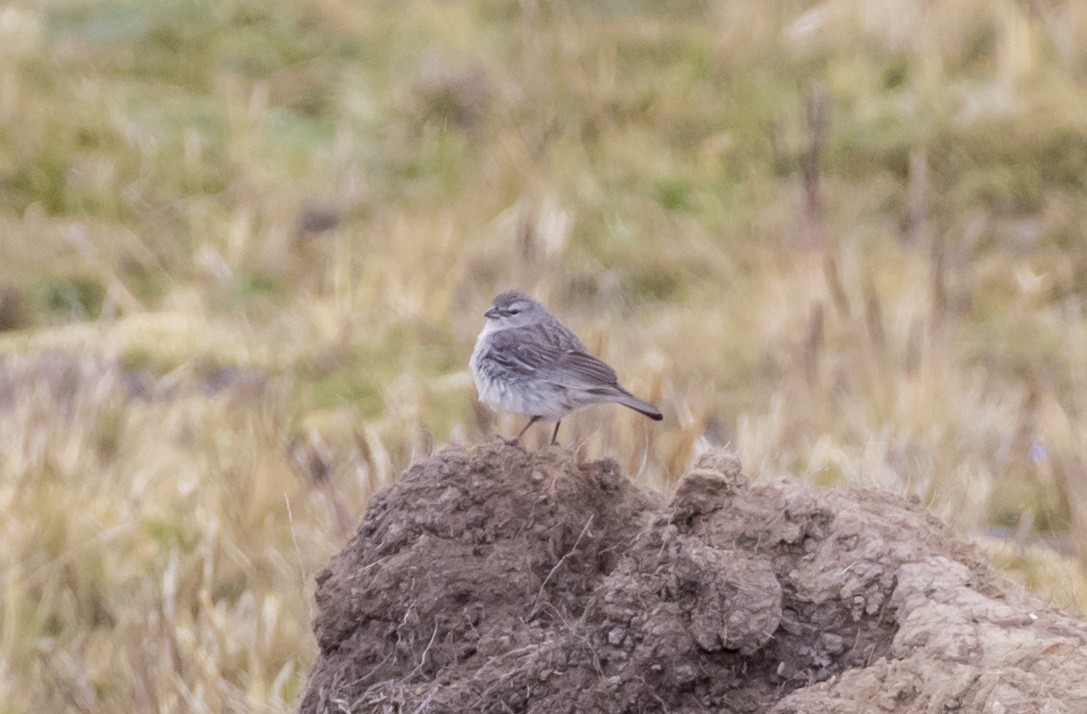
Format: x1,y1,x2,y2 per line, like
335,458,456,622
470,291,663,445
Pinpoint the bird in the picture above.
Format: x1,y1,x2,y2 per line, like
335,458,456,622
469,290,663,446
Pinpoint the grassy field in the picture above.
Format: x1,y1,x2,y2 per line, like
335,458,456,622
3,0,1087,710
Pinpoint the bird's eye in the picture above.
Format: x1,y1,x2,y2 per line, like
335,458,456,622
508,308,521,315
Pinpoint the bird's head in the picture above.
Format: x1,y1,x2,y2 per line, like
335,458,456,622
483,291,548,330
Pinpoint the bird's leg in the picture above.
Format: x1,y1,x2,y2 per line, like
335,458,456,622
550,419,562,446
503,415,541,446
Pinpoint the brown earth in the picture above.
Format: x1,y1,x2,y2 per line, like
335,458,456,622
299,443,1087,713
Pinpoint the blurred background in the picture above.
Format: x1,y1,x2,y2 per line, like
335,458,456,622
3,0,1087,709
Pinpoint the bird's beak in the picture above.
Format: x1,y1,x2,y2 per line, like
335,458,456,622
484,307,500,319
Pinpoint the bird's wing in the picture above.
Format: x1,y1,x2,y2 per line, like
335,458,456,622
544,349,619,390
487,326,618,389
486,328,567,377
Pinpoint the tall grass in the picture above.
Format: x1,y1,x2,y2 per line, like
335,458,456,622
2,0,1087,709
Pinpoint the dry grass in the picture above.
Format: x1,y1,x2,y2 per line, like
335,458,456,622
3,0,1087,709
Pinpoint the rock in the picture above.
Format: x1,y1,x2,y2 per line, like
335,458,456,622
299,444,1087,713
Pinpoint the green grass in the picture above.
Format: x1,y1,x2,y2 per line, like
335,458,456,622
2,0,1087,709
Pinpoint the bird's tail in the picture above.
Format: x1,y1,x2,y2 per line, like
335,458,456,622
612,388,663,421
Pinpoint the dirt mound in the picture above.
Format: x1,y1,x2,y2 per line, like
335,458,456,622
299,444,1087,713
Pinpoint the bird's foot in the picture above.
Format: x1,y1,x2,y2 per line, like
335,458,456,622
493,434,523,448
548,420,562,447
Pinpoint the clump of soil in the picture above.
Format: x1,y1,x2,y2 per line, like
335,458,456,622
299,444,1087,713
